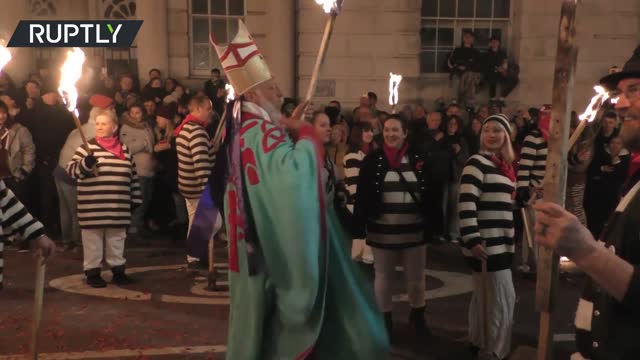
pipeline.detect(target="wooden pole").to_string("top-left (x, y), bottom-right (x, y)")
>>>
top-left (304, 14), bottom-right (337, 105)
top-left (30, 257), bottom-right (46, 359)
top-left (71, 111), bottom-right (92, 155)
top-left (535, 2), bottom-right (578, 359)
top-left (568, 118), bottom-right (588, 150)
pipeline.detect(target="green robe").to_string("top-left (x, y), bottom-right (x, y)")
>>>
top-left (223, 101), bottom-right (389, 359)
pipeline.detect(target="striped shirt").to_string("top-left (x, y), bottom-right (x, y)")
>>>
top-left (367, 156), bottom-right (424, 249)
top-left (343, 149), bottom-right (366, 212)
top-left (459, 154), bottom-right (515, 272)
top-left (65, 141), bottom-right (142, 229)
top-left (517, 131), bottom-right (547, 190)
top-left (0, 179), bottom-right (45, 285)
top-left (176, 122), bottom-right (215, 199)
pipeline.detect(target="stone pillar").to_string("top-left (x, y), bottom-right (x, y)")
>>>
top-left (266, 0), bottom-right (295, 97)
top-left (136, 0), bottom-right (169, 83)
top-left (0, 0), bottom-right (33, 84)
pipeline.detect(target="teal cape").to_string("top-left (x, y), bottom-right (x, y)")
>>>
top-left (223, 101), bottom-right (389, 359)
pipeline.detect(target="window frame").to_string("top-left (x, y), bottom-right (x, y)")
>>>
top-left (189, 0), bottom-right (246, 78)
top-left (420, 0), bottom-right (512, 75)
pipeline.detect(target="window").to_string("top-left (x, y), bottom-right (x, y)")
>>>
top-left (190, 0), bottom-right (245, 76)
top-left (420, 0), bottom-right (510, 74)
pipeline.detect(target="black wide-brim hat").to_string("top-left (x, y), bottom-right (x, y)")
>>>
top-left (600, 45), bottom-right (640, 90)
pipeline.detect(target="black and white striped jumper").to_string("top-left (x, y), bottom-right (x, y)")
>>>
top-left (0, 179), bottom-right (45, 288)
top-left (65, 140), bottom-right (142, 229)
top-left (574, 180), bottom-right (640, 359)
top-left (343, 149), bottom-right (366, 212)
top-left (459, 153), bottom-right (515, 272)
top-left (367, 155), bottom-right (424, 249)
top-left (517, 130), bottom-right (547, 191)
top-left (176, 122), bottom-right (215, 199)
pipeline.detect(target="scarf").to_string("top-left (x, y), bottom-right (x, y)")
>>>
top-left (173, 114), bottom-right (208, 136)
top-left (96, 136), bottom-right (125, 160)
top-left (361, 143), bottom-right (371, 155)
top-left (383, 142), bottom-right (409, 170)
top-left (490, 153), bottom-right (516, 183)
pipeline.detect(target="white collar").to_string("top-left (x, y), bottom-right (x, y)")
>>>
top-left (242, 101), bottom-right (272, 123)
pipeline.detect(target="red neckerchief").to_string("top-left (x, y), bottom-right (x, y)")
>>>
top-left (96, 136), bottom-right (125, 160)
top-left (490, 154), bottom-right (516, 183)
top-left (173, 114), bottom-right (208, 136)
top-left (361, 143), bottom-right (371, 155)
top-left (383, 142), bottom-right (408, 169)
top-left (630, 153), bottom-right (640, 175)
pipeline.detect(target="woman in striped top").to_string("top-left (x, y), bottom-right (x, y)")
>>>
top-left (353, 115), bottom-right (433, 339)
top-left (458, 114), bottom-right (516, 359)
top-left (66, 109), bottom-right (142, 288)
top-left (344, 122), bottom-right (376, 263)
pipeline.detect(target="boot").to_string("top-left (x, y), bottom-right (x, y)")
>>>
top-left (409, 306), bottom-right (431, 336)
top-left (383, 312), bottom-right (393, 343)
top-left (111, 265), bottom-right (135, 285)
top-left (85, 268), bottom-right (107, 288)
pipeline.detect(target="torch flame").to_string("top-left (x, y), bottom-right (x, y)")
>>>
top-left (314, 0), bottom-right (342, 14)
top-left (388, 72), bottom-right (402, 106)
top-left (578, 85), bottom-right (611, 123)
top-left (225, 84), bottom-right (235, 103)
top-left (0, 40), bottom-right (11, 73)
top-left (58, 47), bottom-right (86, 116)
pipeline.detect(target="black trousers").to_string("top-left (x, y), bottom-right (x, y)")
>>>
top-left (486, 72), bottom-right (519, 98)
top-left (34, 164), bottom-right (60, 238)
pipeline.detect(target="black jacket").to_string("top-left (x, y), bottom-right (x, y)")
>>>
top-left (352, 147), bottom-right (434, 240)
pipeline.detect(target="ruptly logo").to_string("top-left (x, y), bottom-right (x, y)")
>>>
top-left (7, 20), bottom-right (143, 47)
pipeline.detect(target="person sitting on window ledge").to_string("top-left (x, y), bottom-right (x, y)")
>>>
top-left (448, 30), bottom-right (482, 108)
top-left (483, 36), bottom-right (520, 102)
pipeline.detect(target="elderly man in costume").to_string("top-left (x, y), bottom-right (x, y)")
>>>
top-left (210, 20), bottom-right (389, 359)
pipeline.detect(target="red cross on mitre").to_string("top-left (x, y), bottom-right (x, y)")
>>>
top-left (219, 41), bottom-right (262, 72)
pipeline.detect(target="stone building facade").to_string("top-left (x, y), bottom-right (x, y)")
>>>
top-left (0, 0), bottom-right (638, 111)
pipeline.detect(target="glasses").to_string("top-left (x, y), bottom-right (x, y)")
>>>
top-left (611, 82), bottom-right (640, 101)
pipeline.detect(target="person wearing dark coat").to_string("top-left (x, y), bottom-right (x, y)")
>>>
top-left (448, 30), bottom-right (482, 106)
top-left (30, 90), bottom-right (76, 236)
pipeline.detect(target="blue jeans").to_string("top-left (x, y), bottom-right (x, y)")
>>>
top-left (55, 178), bottom-right (81, 246)
top-left (131, 176), bottom-right (154, 232)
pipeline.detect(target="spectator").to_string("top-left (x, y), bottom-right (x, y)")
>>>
top-left (592, 111), bottom-right (619, 164)
top-left (448, 30), bottom-right (482, 107)
top-left (0, 72), bottom-right (16, 95)
top-left (148, 68), bottom-right (162, 80)
top-left (142, 77), bottom-right (164, 105)
top-left (0, 100), bottom-right (35, 212)
top-left (163, 84), bottom-right (189, 106)
top-left (424, 111), bottom-right (449, 241)
top-left (353, 115), bottom-right (434, 339)
top-left (174, 95), bottom-right (216, 270)
top-left (477, 105), bottom-right (489, 122)
top-left (164, 78), bottom-right (178, 96)
top-left (151, 105), bottom-right (188, 243)
top-left (359, 94), bottom-right (370, 108)
top-left (407, 105), bottom-right (429, 155)
top-left (344, 122), bottom-right (376, 264)
top-left (203, 68), bottom-right (226, 104)
top-left (30, 90), bottom-right (76, 237)
top-left (120, 103), bottom-right (156, 242)
top-left (142, 97), bottom-right (157, 124)
top-left (65, 108), bottom-right (142, 288)
top-left (368, 91), bottom-right (379, 116)
top-left (466, 116), bottom-right (483, 155)
top-left (443, 115), bottom-right (469, 242)
top-left (23, 80), bottom-right (41, 111)
top-left (114, 74), bottom-right (138, 116)
top-left (483, 36), bottom-right (519, 100)
top-left (458, 114), bottom-right (516, 360)
top-left (326, 123), bottom-right (348, 181)
top-left (516, 106), bottom-right (550, 206)
top-left (566, 114), bottom-right (594, 225)
top-left (94, 73), bottom-right (116, 98)
top-left (585, 136), bottom-right (630, 237)
top-left (400, 104), bottom-right (413, 123)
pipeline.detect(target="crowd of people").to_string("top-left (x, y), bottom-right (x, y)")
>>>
top-left (0, 52), bottom-right (637, 358)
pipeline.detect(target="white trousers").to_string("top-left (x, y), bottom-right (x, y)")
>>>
top-left (81, 228), bottom-right (126, 271)
top-left (468, 268), bottom-right (515, 359)
top-left (185, 197), bottom-right (222, 263)
top-left (372, 245), bottom-right (426, 312)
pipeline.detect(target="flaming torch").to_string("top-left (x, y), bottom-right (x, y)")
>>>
top-left (0, 40), bottom-right (11, 73)
top-left (388, 72), bottom-right (402, 114)
top-left (212, 84), bottom-right (235, 151)
top-left (304, 0), bottom-right (345, 104)
top-left (58, 47), bottom-right (90, 154)
top-left (568, 85), bottom-right (615, 149)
